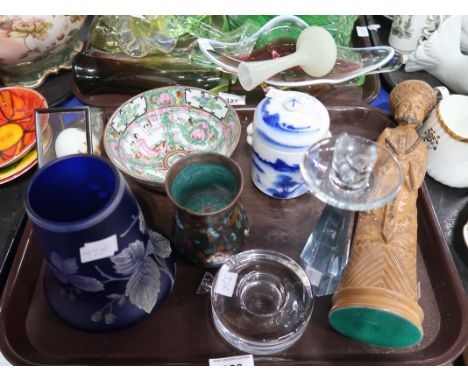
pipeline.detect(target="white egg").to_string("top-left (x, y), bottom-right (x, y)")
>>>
top-left (55, 128), bottom-right (100, 158)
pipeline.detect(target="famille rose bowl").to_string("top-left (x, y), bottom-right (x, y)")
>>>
top-left (104, 86), bottom-right (241, 190)
top-left (0, 86), bottom-right (48, 168)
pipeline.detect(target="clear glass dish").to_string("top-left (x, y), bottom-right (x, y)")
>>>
top-left (195, 15), bottom-right (399, 88)
top-left (211, 249), bottom-right (314, 355)
top-left (301, 134), bottom-right (402, 211)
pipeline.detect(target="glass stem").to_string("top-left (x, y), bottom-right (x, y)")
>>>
top-left (300, 204), bottom-right (354, 297)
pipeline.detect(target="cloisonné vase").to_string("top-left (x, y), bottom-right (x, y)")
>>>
top-left (165, 153), bottom-right (249, 267)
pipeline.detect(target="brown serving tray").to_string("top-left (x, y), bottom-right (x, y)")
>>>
top-left (71, 16), bottom-right (380, 109)
top-left (1, 106), bottom-right (467, 365)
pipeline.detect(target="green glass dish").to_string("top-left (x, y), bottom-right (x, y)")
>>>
top-left (228, 15), bottom-right (359, 47)
top-left (73, 16), bottom-right (235, 98)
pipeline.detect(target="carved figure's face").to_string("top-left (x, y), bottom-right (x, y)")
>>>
top-left (393, 98), bottom-right (428, 127)
top-left (390, 81), bottom-right (437, 127)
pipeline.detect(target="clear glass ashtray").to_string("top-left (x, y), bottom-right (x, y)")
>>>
top-left (211, 249), bottom-right (314, 355)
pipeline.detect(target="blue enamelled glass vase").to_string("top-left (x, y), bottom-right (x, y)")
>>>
top-left (25, 155), bottom-right (175, 332)
top-left (247, 90), bottom-right (330, 199)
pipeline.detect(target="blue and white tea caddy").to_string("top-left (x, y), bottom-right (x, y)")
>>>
top-left (247, 89), bottom-right (330, 199)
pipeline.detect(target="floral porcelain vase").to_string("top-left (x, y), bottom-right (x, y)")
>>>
top-left (0, 15), bottom-right (87, 87)
top-left (25, 155), bottom-right (175, 331)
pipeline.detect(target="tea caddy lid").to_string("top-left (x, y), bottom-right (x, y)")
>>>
top-left (252, 89), bottom-right (330, 152)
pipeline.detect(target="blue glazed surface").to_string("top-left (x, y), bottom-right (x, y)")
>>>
top-left (261, 97), bottom-right (312, 132)
top-left (26, 155), bottom-right (175, 331)
top-left (251, 150), bottom-right (307, 199)
top-left (256, 129), bottom-right (310, 150)
top-left (257, 97), bottom-right (321, 151)
top-left (252, 150), bottom-right (299, 173)
top-left (252, 157), bottom-right (265, 174)
top-left (266, 174), bottom-right (305, 199)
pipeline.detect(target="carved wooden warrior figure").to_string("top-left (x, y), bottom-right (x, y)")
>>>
top-left (329, 80), bottom-right (437, 348)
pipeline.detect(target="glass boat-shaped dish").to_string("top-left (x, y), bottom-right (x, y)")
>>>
top-left (195, 15), bottom-right (398, 88)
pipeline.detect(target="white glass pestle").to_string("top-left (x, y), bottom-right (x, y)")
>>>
top-left (237, 27), bottom-right (337, 91)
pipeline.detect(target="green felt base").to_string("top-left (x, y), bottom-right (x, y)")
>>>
top-left (329, 306), bottom-right (423, 348)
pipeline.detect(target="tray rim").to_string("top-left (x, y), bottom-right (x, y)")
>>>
top-left (1, 104), bottom-right (467, 366)
top-left (405, 182), bottom-right (468, 365)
